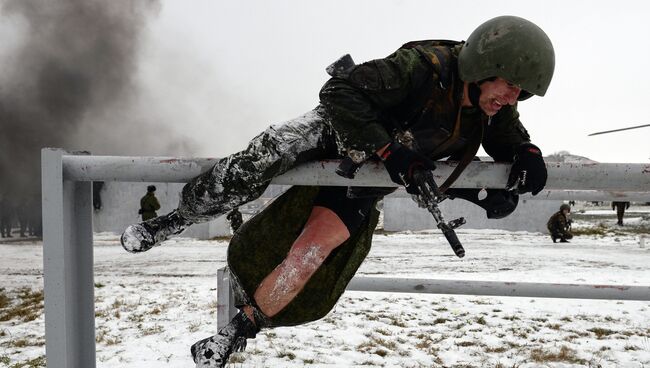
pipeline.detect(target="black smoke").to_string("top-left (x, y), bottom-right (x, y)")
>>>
top-left (0, 0), bottom-right (193, 229)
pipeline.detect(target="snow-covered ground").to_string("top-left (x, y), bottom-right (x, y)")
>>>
top-left (1, 207), bottom-right (649, 368)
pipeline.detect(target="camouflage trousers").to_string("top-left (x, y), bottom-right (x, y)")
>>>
top-left (177, 107), bottom-right (340, 223)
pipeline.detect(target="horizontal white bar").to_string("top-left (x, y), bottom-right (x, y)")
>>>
top-left (387, 189), bottom-right (650, 201)
top-left (529, 190), bottom-right (650, 202)
top-left (346, 277), bottom-right (650, 301)
top-left (57, 150), bottom-right (650, 191)
top-left (60, 154), bottom-right (218, 183)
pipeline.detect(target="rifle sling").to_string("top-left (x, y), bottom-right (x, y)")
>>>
top-left (439, 120), bottom-right (484, 193)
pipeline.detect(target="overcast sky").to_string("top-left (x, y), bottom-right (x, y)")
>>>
top-left (107, 1), bottom-right (650, 162)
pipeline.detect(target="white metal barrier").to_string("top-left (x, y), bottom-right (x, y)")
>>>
top-left (41, 148), bottom-right (650, 368)
top-left (216, 268), bottom-right (650, 329)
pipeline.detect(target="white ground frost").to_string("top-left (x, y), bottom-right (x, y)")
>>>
top-left (1, 205), bottom-right (649, 367)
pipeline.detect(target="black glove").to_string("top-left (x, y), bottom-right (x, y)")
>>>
top-left (381, 142), bottom-right (436, 194)
top-left (446, 188), bottom-right (519, 219)
top-left (506, 143), bottom-right (547, 195)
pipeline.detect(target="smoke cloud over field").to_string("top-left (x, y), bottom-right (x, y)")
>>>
top-left (0, 0), bottom-right (194, 221)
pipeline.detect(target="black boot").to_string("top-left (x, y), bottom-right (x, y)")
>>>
top-left (559, 238), bottom-right (569, 243)
top-left (191, 311), bottom-right (260, 367)
top-left (121, 210), bottom-right (191, 253)
top-left (551, 236), bottom-right (557, 243)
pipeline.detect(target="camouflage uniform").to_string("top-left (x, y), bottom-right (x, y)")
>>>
top-left (177, 40), bottom-right (531, 224)
top-left (226, 208), bottom-right (244, 233)
top-left (140, 192), bottom-right (161, 221)
top-left (0, 197), bottom-right (14, 238)
top-left (612, 201), bottom-right (630, 226)
top-left (547, 211), bottom-right (573, 242)
top-left (182, 16), bottom-right (556, 366)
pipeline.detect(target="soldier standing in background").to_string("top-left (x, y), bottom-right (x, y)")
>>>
top-left (0, 192), bottom-right (15, 238)
top-left (547, 203), bottom-right (573, 243)
top-left (93, 181), bottom-right (105, 211)
top-left (139, 185), bottom-right (161, 221)
top-left (17, 194), bottom-right (29, 237)
top-left (612, 201), bottom-right (630, 226)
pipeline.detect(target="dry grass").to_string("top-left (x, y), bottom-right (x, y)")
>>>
top-left (571, 225), bottom-right (609, 236)
top-left (139, 323), bottom-right (165, 336)
top-left (276, 349), bottom-right (297, 360)
top-left (530, 345), bottom-right (587, 364)
top-left (484, 346), bottom-right (508, 353)
top-left (433, 317), bottom-right (450, 325)
top-left (0, 289), bottom-right (10, 309)
top-left (4, 337), bottom-right (45, 348)
top-left (357, 335), bottom-right (398, 357)
top-left (0, 288), bottom-right (44, 322)
top-left (588, 327), bottom-right (617, 339)
top-left (7, 356), bottom-right (46, 368)
top-left (456, 340), bottom-right (478, 347)
top-left (95, 329), bottom-right (123, 346)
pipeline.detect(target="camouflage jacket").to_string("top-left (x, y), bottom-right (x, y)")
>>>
top-left (547, 211), bottom-right (570, 235)
top-left (319, 40), bottom-right (531, 161)
top-left (140, 192), bottom-right (161, 221)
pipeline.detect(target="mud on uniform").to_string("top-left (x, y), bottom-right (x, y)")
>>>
top-left (177, 40), bottom-right (532, 234)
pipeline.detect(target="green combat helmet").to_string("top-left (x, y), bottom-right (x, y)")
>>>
top-left (560, 203), bottom-right (571, 212)
top-left (459, 15), bottom-right (555, 98)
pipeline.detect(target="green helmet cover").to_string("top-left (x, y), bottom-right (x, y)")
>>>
top-left (459, 16), bottom-right (555, 96)
top-left (560, 203), bottom-right (571, 212)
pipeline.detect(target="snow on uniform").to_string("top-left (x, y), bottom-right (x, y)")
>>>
top-left (174, 41), bottom-right (537, 326)
top-left (227, 186), bottom-right (380, 327)
top-left (177, 40), bottom-right (533, 226)
top-left (319, 40), bottom-right (531, 162)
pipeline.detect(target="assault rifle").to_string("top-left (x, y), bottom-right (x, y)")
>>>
top-left (335, 156), bottom-right (467, 258)
top-left (412, 169), bottom-right (467, 258)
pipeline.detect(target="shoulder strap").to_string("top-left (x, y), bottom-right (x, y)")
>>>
top-left (439, 122), bottom-right (485, 193)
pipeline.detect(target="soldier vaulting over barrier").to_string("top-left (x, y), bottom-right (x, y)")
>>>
top-left (120, 16), bottom-right (555, 367)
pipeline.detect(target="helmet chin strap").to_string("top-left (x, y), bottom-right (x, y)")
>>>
top-left (468, 82), bottom-right (481, 108)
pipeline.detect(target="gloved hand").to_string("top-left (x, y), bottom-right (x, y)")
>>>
top-left (506, 143), bottom-right (547, 195)
top-left (380, 142), bottom-right (436, 195)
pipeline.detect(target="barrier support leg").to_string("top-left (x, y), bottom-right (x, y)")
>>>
top-left (216, 267), bottom-right (237, 330)
top-left (42, 149), bottom-right (95, 368)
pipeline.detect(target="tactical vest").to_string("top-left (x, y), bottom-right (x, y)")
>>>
top-left (383, 40), bottom-right (486, 161)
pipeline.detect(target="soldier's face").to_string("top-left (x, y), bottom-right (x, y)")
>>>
top-left (478, 77), bottom-right (521, 116)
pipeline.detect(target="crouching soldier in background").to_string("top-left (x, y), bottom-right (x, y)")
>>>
top-left (139, 185), bottom-right (161, 221)
top-left (547, 203), bottom-right (573, 243)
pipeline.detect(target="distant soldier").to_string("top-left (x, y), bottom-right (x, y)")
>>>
top-left (612, 201), bottom-right (630, 226)
top-left (139, 185), bottom-right (161, 221)
top-left (93, 181), bottom-right (105, 211)
top-left (26, 196), bottom-right (40, 237)
top-left (547, 203), bottom-right (573, 243)
top-left (16, 195), bottom-right (29, 237)
top-left (0, 196), bottom-right (15, 238)
top-left (226, 208), bottom-right (244, 233)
